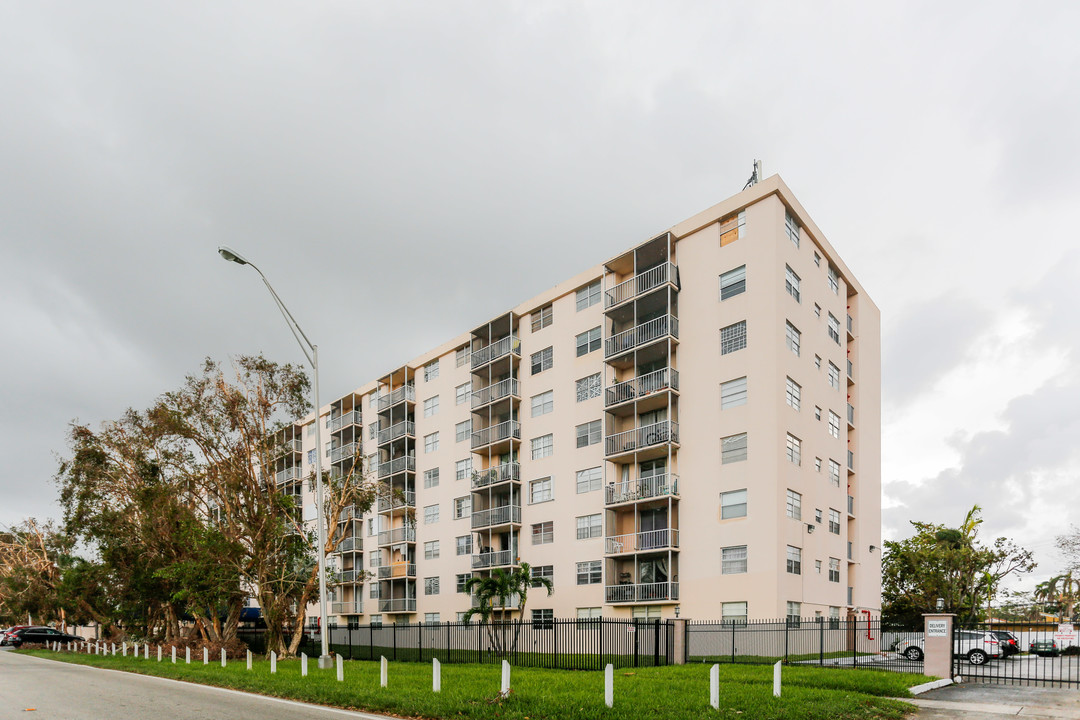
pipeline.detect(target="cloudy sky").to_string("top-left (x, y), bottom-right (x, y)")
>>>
top-left (2, 2), bottom-right (1078, 591)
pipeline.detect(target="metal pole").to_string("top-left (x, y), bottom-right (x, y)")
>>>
top-left (313, 345), bottom-right (332, 669)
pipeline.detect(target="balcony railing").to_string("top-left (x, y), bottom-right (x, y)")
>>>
top-left (472, 593), bottom-right (521, 609)
top-left (377, 456), bottom-right (416, 478)
top-left (470, 335), bottom-right (521, 370)
top-left (471, 378), bottom-right (520, 409)
top-left (472, 550), bottom-right (515, 569)
top-left (847, 450), bottom-right (854, 471)
top-left (378, 527), bottom-right (416, 545)
top-left (605, 420), bottom-right (679, 457)
top-left (605, 582), bottom-right (679, 603)
top-left (338, 505), bottom-right (362, 522)
top-left (329, 410), bottom-right (362, 432)
top-left (605, 263), bottom-right (678, 308)
top-left (846, 314), bottom-right (854, 336)
top-left (377, 489), bottom-right (416, 511)
top-left (275, 466), bottom-right (301, 484)
top-left (277, 438), bottom-right (303, 456)
top-left (471, 420), bottom-right (521, 450)
top-left (847, 403), bottom-right (855, 425)
top-left (471, 504), bottom-right (521, 529)
top-left (605, 315), bottom-right (679, 358)
top-left (605, 368), bottom-right (679, 407)
top-left (377, 385), bottom-right (415, 411)
top-left (330, 442), bottom-right (359, 464)
top-left (377, 562), bottom-right (416, 579)
top-left (847, 359), bottom-right (853, 379)
top-left (605, 474), bottom-right (679, 505)
top-left (337, 569), bottom-right (361, 583)
top-left (379, 598), bottom-right (417, 613)
top-left (848, 495), bottom-right (855, 516)
top-left (605, 528), bottom-right (679, 555)
top-left (338, 536), bottom-right (362, 552)
top-left (378, 420), bottom-right (415, 445)
top-left (332, 600), bottom-right (363, 615)
top-left (471, 462), bottom-right (521, 489)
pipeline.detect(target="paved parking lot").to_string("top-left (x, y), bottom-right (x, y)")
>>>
top-left (913, 681), bottom-right (1080, 719)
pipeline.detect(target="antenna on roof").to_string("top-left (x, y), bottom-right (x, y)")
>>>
top-left (742, 160), bottom-right (762, 190)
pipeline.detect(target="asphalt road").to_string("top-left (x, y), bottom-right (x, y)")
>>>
top-left (0, 649), bottom-right (394, 720)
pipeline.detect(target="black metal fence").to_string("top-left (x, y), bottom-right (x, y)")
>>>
top-left (956, 621), bottom-right (1080, 687)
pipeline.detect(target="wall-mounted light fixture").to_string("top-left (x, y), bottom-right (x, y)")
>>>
top-left (869, 545), bottom-right (878, 553)
top-left (674, 606), bottom-right (681, 618)
top-left (807, 523), bottom-right (816, 534)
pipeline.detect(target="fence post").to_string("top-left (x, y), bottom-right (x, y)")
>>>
top-left (419, 622), bottom-right (423, 662)
top-left (655, 619), bottom-right (661, 666)
top-left (672, 618), bottom-right (688, 665)
top-left (819, 617), bottom-right (825, 666)
top-left (348, 624), bottom-right (353, 661)
top-left (447, 621), bottom-right (451, 663)
top-left (633, 619), bottom-right (640, 667)
top-left (393, 622), bottom-right (397, 661)
top-left (731, 621), bottom-right (736, 664)
top-left (922, 613), bottom-right (955, 681)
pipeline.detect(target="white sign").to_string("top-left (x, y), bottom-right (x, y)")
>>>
top-left (1055, 623), bottom-right (1076, 648)
top-left (927, 620), bottom-right (948, 637)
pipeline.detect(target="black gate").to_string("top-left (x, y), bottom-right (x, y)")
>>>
top-left (955, 621), bottom-right (1079, 687)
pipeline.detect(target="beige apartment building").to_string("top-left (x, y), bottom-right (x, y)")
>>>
top-left (279, 174), bottom-right (881, 625)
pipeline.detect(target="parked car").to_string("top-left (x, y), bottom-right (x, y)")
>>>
top-left (1030, 639), bottom-right (1061, 657)
top-left (5, 627), bottom-right (81, 648)
top-left (0, 626), bottom-right (33, 646)
top-left (898, 629), bottom-right (1002, 665)
top-left (990, 630), bottom-right (1020, 657)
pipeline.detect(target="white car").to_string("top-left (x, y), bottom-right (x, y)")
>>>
top-left (899, 629), bottom-right (1001, 665)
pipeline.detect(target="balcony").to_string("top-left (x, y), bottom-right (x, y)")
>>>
top-left (379, 598), bottom-right (417, 613)
top-left (471, 461), bottom-right (520, 490)
top-left (848, 495), bottom-right (855, 517)
top-left (605, 582), bottom-right (679, 604)
top-left (470, 335), bottom-right (521, 370)
top-left (847, 450), bottom-right (854, 472)
top-left (378, 420), bottom-right (415, 445)
top-left (471, 504), bottom-right (521, 530)
top-left (847, 359), bottom-right (854, 384)
top-left (329, 410), bottom-right (362, 433)
top-left (605, 262), bottom-right (679, 309)
top-left (605, 368), bottom-right (679, 408)
top-left (277, 438), bottom-right (303, 457)
top-left (337, 569), bottom-right (361, 583)
top-left (377, 562), bottom-right (416, 580)
top-left (605, 528), bottom-right (679, 555)
top-left (275, 466), bottom-right (301, 484)
top-left (846, 314), bottom-right (854, 339)
top-left (338, 505), bottom-right (362, 522)
top-left (377, 489), bottom-right (416, 512)
top-left (472, 550), bottom-right (515, 570)
top-left (472, 593), bottom-right (521, 610)
top-left (377, 456), bottom-right (416, 478)
top-left (605, 474), bottom-right (679, 505)
top-left (338, 536), bottom-right (362, 553)
top-left (471, 378), bottom-right (520, 409)
top-left (605, 315), bottom-right (679, 359)
top-left (471, 420), bottom-right (521, 450)
top-left (332, 600), bottom-right (363, 615)
top-left (605, 420), bottom-right (679, 458)
top-left (330, 442), bottom-right (359, 464)
top-left (377, 385), bottom-right (416, 411)
top-left (847, 403), bottom-right (855, 427)
top-left (378, 527), bottom-right (416, 546)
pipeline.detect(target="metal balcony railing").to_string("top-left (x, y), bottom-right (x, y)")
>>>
top-left (604, 582), bottom-right (679, 603)
top-left (605, 263), bottom-right (678, 308)
top-left (471, 462), bottom-right (521, 489)
top-left (605, 368), bottom-right (679, 407)
top-left (329, 410), bottom-right (362, 432)
top-left (848, 495), bottom-right (855, 516)
top-left (377, 563), bottom-right (416, 579)
top-left (472, 550), bottom-right (514, 569)
top-left (377, 527), bottom-right (416, 545)
top-left (471, 420), bottom-right (520, 450)
top-left (275, 466), bottom-right (301, 484)
top-left (277, 438), bottom-right (303, 456)
top-left (604, 420), bottom-right (679, 456)
top-left (378, 420), bottom-right (415, 445)
top-left (338, 505), bottom-right (362, 522)
top-left (605, 474), bottom-right (678, 505)
top-left (332, 600), bottom-right (363, 615)
top-left (377, 385), bottom-right (415, 411)
top-left (847, 314), bottom-right (854, 336)
top-left (471, 593), bottom-right (521, 609)
top-left (848, 450), bottom-right (854, 471)
top-left (471, 378), bottom-right (520, 409)
top-left (847, 403), bottom-right (855, 425)
top-left (471, 504), bottom-right (521, 529)
top-left (605, 528), bottom-right (679, 555)
top-left (605, 315), bottom-right (679, 358)
top-left (338, 536), bottom-right (362, 553)
top-left (379, 598), bottom-right (417, 613)
top-left (330, 442), bottom-right (359, 464)
top-left (337, 569), bottom-right (360, 583)
top-left (377, 456), bottom-right (416, 478)
top-left (377, 489), bottom-right (416, 512)
top-left (470, 335), bottom-right (521, 370)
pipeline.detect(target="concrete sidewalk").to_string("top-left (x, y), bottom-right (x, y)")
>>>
top-left (911, 682), bottom-right (1080, 718)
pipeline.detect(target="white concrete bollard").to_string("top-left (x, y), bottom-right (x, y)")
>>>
top-left (172, 647), bottom-right (176, 664)
top-left (203, 647), bottom-right (208, 665)
top-left (301, 653), bottom-right (308, 677)
top-left (122, 642), bottom-right (127, 657)
top-left (221, 648), bottom-right (226, 668)
top-left (336, 654), bottom-right (343, 683)
top-left (270, 650), bottom-right (277, 674)
top-left (246, 649), bottom-right (251, 671)
top-left (186, 647), bottom-right (190, 664)
top-left (380, 656), bottom-right (388, 687)
top-left (111, 642), bottom-right (116, 655)
top-left (604, 663), bottom-right (613, 708)
top-left (710, 664), bottom-right (719, 709)
top-left (144, 644), bottom-right (149, 660)
top-left (773, 661), bottom-right (781, 698)
top-left (157, 646), bottom-right (162, 662)
top-left (501, 660), bottom-right (510, 697)
top-left (433, 658), bottom-right (441, 693)
top-left (133, 643), bottom-right (138, 657)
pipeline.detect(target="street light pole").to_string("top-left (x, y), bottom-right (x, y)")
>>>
top-left (218, 246), bottom-right (333, 670)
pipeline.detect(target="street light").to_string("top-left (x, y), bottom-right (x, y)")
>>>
top-left (218, 245), bottom-right (333, 670)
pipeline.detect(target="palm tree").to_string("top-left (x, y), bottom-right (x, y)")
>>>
top-left (462, 562), bottom-right (553, 656)
top-left (1035, 572), bottom-right (1080, 620)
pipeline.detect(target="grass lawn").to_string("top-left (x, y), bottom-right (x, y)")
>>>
top-left (22, 648), bottom-right (929, 720)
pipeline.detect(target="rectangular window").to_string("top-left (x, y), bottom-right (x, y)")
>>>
top-left (786, 321), bottom-right (801, 356)
top-left (531, 346), bottom-right (553, 375)
top-left (721, 433), bottom-right (747, 464)
top-left (786, 546), bottom-right (802, 575)
top-left (576, 280), bottom-right (601, 311)
top-left (720, 321), bottom-right (747, 354)
top-left (456, 573), bottom-right (472, 593)
top-left (720, 489), bottom-right (747, 519)
top-left (455, 345), bottom-right (471, 368)
top-left (785, 265), bottom-right (801, 302)
top-left (829, 558), bottom-right (841, 583)
top-left (787, 601), bottom-right (802, 627)
top-left (719, 265), bottom-right (746, 300)
top-left (531, 434), bottom-right (553, 459)
top-left (828, 459), bottom-right (841, 487)
top-left (455, 419), bottom-right (472, 443)
top-left (368, 518), bottom-right (375, 536)
top-left (453, 496), bottom-right (471, 519)
top-left (423, 468), bottom-right (440, 489)
top-left (828, 411), bottom-right (840, 438)
top-left (785, 211), bottom-right (800, 247)
top-left (424, 613), bottom-right (440, 624)
top-left (532, 608), bottom-right (554, 629)
top-left (720, 377), bottom-right (747, 409)
top-left (828, 361), bottom-right (840, 389)
top-left (456, 535), bottom-right (473, 555)
top-left (577, 607), bottom-right (602, 620)
top-left (370, 614), bottom-right (383, 627)
top-left (827, 313), bottom-right (841, 344)
top-left (786, 434), bottom-right (801, 465)
top-left (785, 377), bottom-right (801, 410)
top-left (424, 359), bottom-right (440, 382)
top-left (814, 252), bottom-right (822, 267)
top-left (455, 382), bottom-right (471, 405)
top-left (814, 406), bottom-right (822, 420)
top-left (424, 540), bottom-right (440, 559)
top-left (424, 504), bottom-right (440, 524)
top-left (424, 432), bottom-right (439, 453)
top-left (719, 210), bottom-right (746, 246)
top-left (455, 458), bottom-right (472, 481)
top-left (721, 545), bottom-right (747, 574)
top-left (370, 584), bottom-right (380, 599)
top-left (827, 266), bottom-right (840, 294)
top-left (531, 304), bottom-right (553, 332)
top-left (531, 390), bottom-right (554, 417)
top-left (576, 560), bottom-right (602, 585)
top-left (576, 327), bottom-right (602, 356)
top-left (829, 606), bottom-right (840, 628)
top-left (423, 396), bottom-right (439, 417)
top-left (786, 489), bottom-right (802, 520)
top-left (369, 422), bottom-right (378, 440)
top-left (575, 420), bottom-right (601, 448)
top-left (531, 521), bottom-right (554, 545)
top-left (815, 457), bottom-right (822, 472)
top-left (829, 509), bottom-right (841, 535)
top-left (530, 477), bottom-right (553, 504)
top-left (576, 373), bottom-right (602, 402)
top-left (576, 514), bottom-right (602, 539)
top-left (424, 577), bottom-right (440, 595)
top-left (531, 564), bottom-right (554, 588)
top-left (722, 602), bottom-right (748, 625)
top-left (576, 467), bottom-right (602, 494)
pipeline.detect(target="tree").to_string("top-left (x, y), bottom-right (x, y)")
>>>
top-left (462, 562), bottom-right (553, 655)
top-left (882, 505), bottom-right (1036, 626)
top-left (1034, 571), bottom-right (1080, 621)
top-left (1057, 525), bottom-right (1080, 573)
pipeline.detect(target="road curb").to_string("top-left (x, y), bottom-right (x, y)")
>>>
top-left (909, 678), bottom-right (952, 695)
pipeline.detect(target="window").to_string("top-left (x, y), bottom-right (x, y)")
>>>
top-left (828, 509), bottom-right (841, 535)
top-left (576, 467), bottom-right (601, 494)
top-left (576, 280), bottom-right (601, 311)
top-left (369, 614), bottom-right (383, 627)
top-left (532, 608), bottom-right (554, 629)
top-left (576, 514), bottom-right (602, 539)
top-left (455, 419), bottom-right (472, 443)
top-left (815, 559), bottom-right (822, 574)
top-left (369, 422), bottom-right (378, 440)
top-left (785, 321), bottom-right (801, 356)
top-left (370, 552), bottom-right (380, 567)
top-left (423, 468), bottom-right (440, 489)
top-left (815, 354), bottom-right (822, 370)
top-left (786, 434), bottom-right (801, 465)
top-left (530, 477), bottom-right (553, 503)
top-left (531, 347), bottom-right (553, 375)
top-left (828, 459), bottom-right (841, 487)
top-left (827, 266), bottom-right (840, 294)
top-left (424, 432), bottom-right (439, 453)
top-left (721, 433), bottom-right (747, 464)
top-left (532, 521), bottom-right (554, 545)
top-left (813, 302), bottom-right (821, 318)
top-left (576, 327), bottom-right (601, 356)
top-left (424, 504), bottom-right (440, 524)
top-left (720, 210), bottom-right (746, 246)
top-left (829, 558), bottom-right (841, 583)
top-left (722, 602), bottom-right (748, 625)
top-left (785, 377), bottom-right (801, 410)
top-left (576, 420), bottom-right (601, 448)
top-left (829, 606), bottom-right (840, 628)
top-left (455, 345), bottom-right (471, 368)
top-left (455, 458), bottom-right (472, 481)
top-left (632, 605), bottom-right (662, 621)
top-left (721, 545), bottom-right (747, 574)
top-left (531, 304), bottom-right (553, 332)
top-left (721, 377), bottom-right (747, 409)
top-left (531, 434), bottom-right (553, 459)
top-left (787, 602), bottom-right (802, 627)
top-left (577, 607), bottom-right (602, 620)
top-left (424, 359), bottom-right (439, 382)
top-left (424, 577), bottom-right (440, 595)
top-left (531, 564), bottom-right (553, 588)
top-left (720, 321), bottom-right (747, 354)
top-left (423, 396), bottom-right (439, 417)
top-left (785, 266), bottom-right (800, 302)
top-left (814, 251), bottom-right (822, 267)
top-left (456, 535), bottom-right (473, 556)
top-left (456, 573), bottom-right (472, 593)
top-left (424, 540), bottom-right (440, 560)
top-left (367, 518), bottom-right (375, 536)
top-left (815, 508), bottom-right (823, 523)
top-left (308, 448), bottom-right (316, 465)
top-left (531, 390), bottom-right (554, 417)
top-left (814, 406), bottom-right (822, 421)
top-left (786, 546), bottom-right (802, 575)
top-left (576, 560), bottom-right (602, 585)
top-left (785, 211), bottom-right (800, 247)
top-left (720, 489), bottom-right (747, 519)
top-left (370, 584), bottom-right (380, 599)
top-left (786, 489), bottom-right (802, 520)
top-left (424, 613), bottom-right (440, 624)
top-left (453, 496), bottom-right (471, 519)
top-left (814, 457), bottom-right (822, 472)
top-left (576, 373), bottom-right (601, 402)
top-left (827, 313), bottom-right (841, 344)
top-left (455, 382), bottom-right (471, 405)
top-left (828, 411), bottom-right (840, 438)
top-left (828, 362), bottom-right (840, 390)
top-left (719, 265), bottom-right (746, 300)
